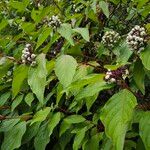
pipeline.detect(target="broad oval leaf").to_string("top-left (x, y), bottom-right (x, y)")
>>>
top-left (28, 54), bottom-right (47, 104)
top-left (55, 55), bottom-right (78, 88)
top-left (100, 89), bottom-right (137, 150)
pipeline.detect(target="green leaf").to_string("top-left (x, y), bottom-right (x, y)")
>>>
top-left (58, 23), bottom-right (74, 46)
top-left (48, 112), bottom-right (61, 136)
top-left (83, 133), bottom-right (103, 150)
top-left (99, 1), bottom-right (109, 18)
top-left (9, 0), bottom-right (29, 12)
top-left (64, 115), bottom-right (85, 124)
top-left (28, 54), bottom-right (47, 104)
top-left (73, 127), bottom-right (87, 150)
top-left (11, 95), bottom-right (24, 111)
top-left (31, 107), bottom-right (51, 125)
top-left (0, 119), bottom-right (20, 132)
top-left (1, 121), bottom-right (26, 150)
top-left (100, 89), bottom-right (137, 150)
top-left (140, 45), bottom-right (150, 70)
top-left (12, 65), bottom-right (28, 98)
top-left (59, 121), bottom-right (71, 137)
top-left (76, 81), bottom-right (112, 100)
top-left (0, 19), bottom-right (8, 31)
top-left (23, 123), bottom-right (40, 144)
top-left (133, 60), bottom-right (145, 94)
top-left (34, 122), bottom-right (50, 150)
top-left (85, 93), bottom-right (98, 111)
top-left (0, 91), bottom-right (11, 106)
top-left (55, 55), bottom-right (78, 88)
top-left (139, 112), bottom-right (150, 150)
top-left (73, 28), bottom-right (90, 42)
top-left (24, 93), bottom-right (34, 106)
top-left (36, 27), bottom-right (51, 50)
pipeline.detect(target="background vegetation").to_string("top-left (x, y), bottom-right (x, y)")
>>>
top-left (0, 0), bottom-right (150, 150)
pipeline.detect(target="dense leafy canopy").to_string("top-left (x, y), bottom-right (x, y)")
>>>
top-left (0, 0), bottom-right (150, 150)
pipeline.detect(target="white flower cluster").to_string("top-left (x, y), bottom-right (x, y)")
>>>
top-left (102, 31), bottom-right (121, 48)
top-left (47, 15), bottom-right (61, 29)
top-left (126, 25), bottom-right (147, 52)
top-left (21, 44), bottom-right (36, 67)
top-left (73, 4), bottom-right (84, 13)
top-left (104, 67), bottom-right (129, 84)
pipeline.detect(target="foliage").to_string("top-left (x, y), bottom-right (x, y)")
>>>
top-left (0, 0), bottom-right (150, 150)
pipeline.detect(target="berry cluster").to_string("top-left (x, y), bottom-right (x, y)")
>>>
top-left (104, 66), bottom-right (129, 84)
top-left (21, 44), bottom-right (36, 67)
top-left (126, 25), bottom-right (147, 53)
top-left (43, 15), bottom-right (61, 29)
top-left (102, 31), bottom-right (121, 48)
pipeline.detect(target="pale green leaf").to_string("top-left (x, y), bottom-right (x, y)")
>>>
top-left (24, 93), bottom-right (34, 107)
top-left (140, 45), bottom-right (150, 70)
top-left (99, 1), bottom-right (109, 18)
top-left (28, 54), bottom-right (47, 104)
top-left (64, 115), bottom-right (86, 124)
top-left (73, 28), bottom-right (90, 42)
top-left (1, 121), bottom-right (26, 150)
top-left (31, 107), bottom-right (51, 125)
top-left (55, 55), bottom-right (78, 88)
top-left (76, 81), bottom-right (113, 100)
top-left (100, 89), bottom-right (137, 150)
top-left (12, 65), bottom-right (28, 98)
top-left (139, 112), bottom-right (150, 150)
top-left (57, 23), bottom-right (74, 46)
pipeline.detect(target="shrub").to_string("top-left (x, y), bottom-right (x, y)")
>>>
top-left (0, 0), bottom-right (150, 150)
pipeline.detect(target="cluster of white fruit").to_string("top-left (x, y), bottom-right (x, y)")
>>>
top-left (102, 31), bottom-right (121, 48)
top-left (126, 25), bottom-right (147, 53)
top-left (104, 67), bottom-right (129, 84)
top-left (21, 44), bottom-right (36, 67)
top-left (45, 15), bottom-right (62, 29)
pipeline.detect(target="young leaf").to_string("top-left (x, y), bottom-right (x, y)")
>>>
top-left (57, 23), bottom-right (74, 46)
top-left (1, 121), bottom-right (26, 150)
top-left (31, 107), bottom-right (51, 125)
top-left (55, 55), bottom-right (78, 88)
top-left (12, 65), bottom-right (28, 98)
top-left (139, 112), bottom-right (150, 150)
top-left (28, 54), bottom-right (47, 104)
top-left (100, 89), bottom-right (137, 150)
